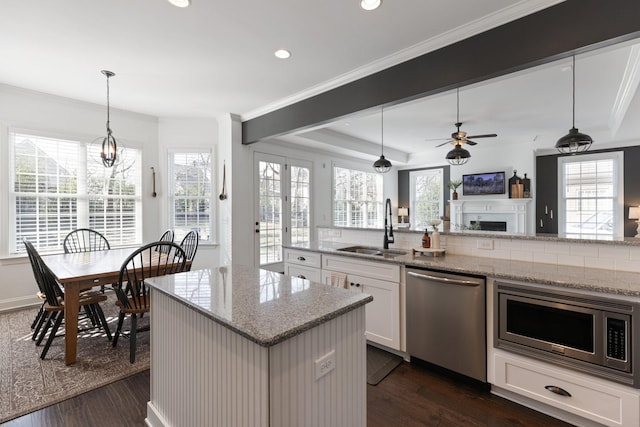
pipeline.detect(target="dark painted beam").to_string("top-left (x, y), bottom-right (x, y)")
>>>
top-left (242, 0), bottom-right (640, 144)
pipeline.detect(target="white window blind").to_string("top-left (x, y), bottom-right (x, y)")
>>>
top-left (169, 151), bottom-right (213, 243)
top-left (333, 166), bottom-right (383, 228)
top-left (10, 132), bottom-right (142, 253)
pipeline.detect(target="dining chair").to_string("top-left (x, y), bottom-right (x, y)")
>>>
top-left (24, 240), bottom-right (49, 340)
top-left (112, 241), bottom-right (187, 363)
top-left (24, 240), bottom-right (112, 359)
top-left (159, 229), bottom-right (174, 244)
top-left (63, 228), bottom-right (111, 253)
top-left (179, 230), bottom-right (199, 271)
top-left (63, 228), bottom-right (112, 293)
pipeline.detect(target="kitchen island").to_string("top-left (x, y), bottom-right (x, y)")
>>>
top-left (144, 265), bottom-right (372, 427)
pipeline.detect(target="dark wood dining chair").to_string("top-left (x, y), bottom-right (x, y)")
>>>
top-left (24, 240), bottom-right (112, 359)
top-left (112, 241), bottom-right (187, 363)
top-left (179, 230), bottom-right (199, 271)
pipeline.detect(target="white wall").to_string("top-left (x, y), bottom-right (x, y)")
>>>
top-left (0, 84), bottom-right (159, 310)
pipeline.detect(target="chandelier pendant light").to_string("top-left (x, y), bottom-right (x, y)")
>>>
top-left (99, 70), bottom-right (118, 168)
top-left (373, 106), bottom-right (392, 173)
top-left (446, 88), bottom-right (471, 165)
top-left (556, 56), bottom-right (593, 154)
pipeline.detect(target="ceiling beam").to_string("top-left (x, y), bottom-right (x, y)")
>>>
top-left (242, 0), bottom-right (640, 144)
top-left (608, 45), bottom-right (640, 138)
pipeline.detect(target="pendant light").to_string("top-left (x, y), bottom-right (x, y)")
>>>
top-left (99, 70), bottom-right (118, 168)
top-left (446, 88), bottom-right (471, 165)
top-left (446, 143), bottom-right (471, 165)
top-left (556, 56), bottom-right (593, 154)
top-left (373, 107), bottom-right (392, 173)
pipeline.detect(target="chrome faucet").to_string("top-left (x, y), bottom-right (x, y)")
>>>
top-left (383, 198), bottom-right (395, 249)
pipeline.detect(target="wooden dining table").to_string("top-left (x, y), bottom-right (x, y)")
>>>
top-left (41, 247), bottom-right (186, 365)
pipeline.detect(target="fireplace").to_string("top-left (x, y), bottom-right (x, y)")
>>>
top-left (449, 199), bottom-right (531, 235)
top-left (470, 220), bottom-right (507, 232)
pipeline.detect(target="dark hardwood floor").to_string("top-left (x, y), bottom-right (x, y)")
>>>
top-left (3, 361), bottom-right (574, 427)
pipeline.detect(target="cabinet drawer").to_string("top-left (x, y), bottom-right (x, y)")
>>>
top-left (285, 265), bottom-right (321, 283)
top-left (284, 249), bottom-right (321, 268)
top-left (493, 352), bottom-right (639, 427)
top-left (322, 255), bottom-right (400, 282)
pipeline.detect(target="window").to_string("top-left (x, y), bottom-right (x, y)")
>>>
top-left (558, 151), bottom-right (623, 239)
top-left (10, 131), bottom-right (142, 254)
top-left (409, 168), bottom-right (444, 229)
top-left (333, 165), bottom-right (383, 228)
top-left (169, 151), bottom-right (213, 243)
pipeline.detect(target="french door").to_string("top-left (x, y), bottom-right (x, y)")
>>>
top-left (254, 153), bottom-right (312, 271)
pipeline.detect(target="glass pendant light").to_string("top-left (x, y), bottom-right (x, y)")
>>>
top-left (373, 107), bottom-right (392, 173)
top-left (446, 143), bottom-right (470, 165)
top-left (556, 56), bottom-right (593, 154)
top-left (98, 70), bottom-right (118, 168)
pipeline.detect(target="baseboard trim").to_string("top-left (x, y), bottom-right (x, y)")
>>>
top-left (0, 296), bottom-right (39, 313)
top-left (146, 401), bottom-right (170, 427)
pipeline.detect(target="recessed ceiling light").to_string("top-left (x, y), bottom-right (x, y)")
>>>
top-left (168, 0), bottom-right (191, 8)
top-left (275, 49), bottom-right (291, 59)
top-left (360, 0), bottom-right (382, 11)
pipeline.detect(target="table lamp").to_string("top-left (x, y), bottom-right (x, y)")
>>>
top-left (629, 206), bottom-right (640, 237)
top-left (398, 207), bottom-right (409, 224)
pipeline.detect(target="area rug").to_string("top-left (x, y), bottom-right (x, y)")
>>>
top-left (367, 344), bottom-right (403, 385)
top-left (0, 292), bottom-right (149, 424)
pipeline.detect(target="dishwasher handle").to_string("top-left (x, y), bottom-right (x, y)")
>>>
top-left (408, 271), bottom-right (481, 287)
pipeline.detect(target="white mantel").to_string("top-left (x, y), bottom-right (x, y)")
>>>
top-left (450, 198), bottom-right (532, 235)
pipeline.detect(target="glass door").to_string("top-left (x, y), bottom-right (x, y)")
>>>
top-left (254, 153), bottom-right (311, 270)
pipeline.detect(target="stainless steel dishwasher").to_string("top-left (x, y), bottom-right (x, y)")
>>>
top-left (406, 267), bottom-right (486, 382)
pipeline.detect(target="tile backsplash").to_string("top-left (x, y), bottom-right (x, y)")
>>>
top-left (317, 227), bottom-right (640, 273)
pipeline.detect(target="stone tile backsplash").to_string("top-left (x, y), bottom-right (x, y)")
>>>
top-left (317, 227), bottom-right (640, 273)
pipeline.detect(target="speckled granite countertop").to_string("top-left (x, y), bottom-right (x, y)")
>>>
top-left (287, 241), bottom-right (640, 298)
top-left (146, 266), bottom-right (372, 347)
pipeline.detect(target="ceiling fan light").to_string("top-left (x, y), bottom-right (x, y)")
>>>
top-left (360, 0), bottom-right (382, 11)
top-left (555, 127), bottom-right (593, 154)
top-left (373, 154), bottom-right (392, 173)
top-left (446, 144), bottom-right (470, 166)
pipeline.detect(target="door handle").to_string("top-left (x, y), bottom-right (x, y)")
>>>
top-left (297, 256), bottom-right (306, 261)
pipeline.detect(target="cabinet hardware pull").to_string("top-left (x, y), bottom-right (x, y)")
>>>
top-left (550, 210), bottom-right (553, 220)
top-left (350, 282), bottom-right (355, 287)
top-left (255, 229), bottom-right (260, 233)
top-left (297, 256), bottom-right (306, 261)
top-left (407, 271), bottom-right (480, 287)
top-left (545, 205), bottom-right (548, 215)
top-left (297, 275), bottom-right (306, 279)
top-left (544, 385), bottom-right (571, 397)
top-left (356, 283), bottom-right (361, 287)
top-left (540, 219), bottom-right (543, 228)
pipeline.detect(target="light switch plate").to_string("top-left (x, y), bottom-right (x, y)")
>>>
top-left (315, 350), bottom-right (335, 380)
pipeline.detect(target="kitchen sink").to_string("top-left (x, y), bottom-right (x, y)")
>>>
top-left (337, 246), bottom-right (408, 257)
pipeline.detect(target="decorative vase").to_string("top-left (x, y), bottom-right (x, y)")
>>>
top-left (421, 230), bottom-right (431, 248)
top-left (431, 231), bottom-right (440, 249)
top-left (452, 190), bottom-right (458, 200)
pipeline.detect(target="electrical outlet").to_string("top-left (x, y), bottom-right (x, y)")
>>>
top-left (477, 239), bottom-right (494, 250)
top-left (315, 350), bottom-right (335, 380)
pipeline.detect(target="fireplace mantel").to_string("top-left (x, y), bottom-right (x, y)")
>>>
top-left (450, 198), bottom-right (532, 235)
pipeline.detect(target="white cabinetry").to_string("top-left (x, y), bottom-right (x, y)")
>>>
top-left (491, 350), bottom-right (639, 427)
top-left (322, 255), bottom-right (401, 350)
top-left (284, 249), bottom-right (321, 282)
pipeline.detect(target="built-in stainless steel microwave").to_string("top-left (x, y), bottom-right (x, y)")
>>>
top-left (495, 281), bottom-right (640, 388)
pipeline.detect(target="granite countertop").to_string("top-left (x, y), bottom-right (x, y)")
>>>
top-left (145, 265), bottom-right (372, 347)
top-left (287, 241), bottom-right (640, 298)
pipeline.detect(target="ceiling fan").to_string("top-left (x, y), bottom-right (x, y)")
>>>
top-left (427, 88), bottom-right (498, 147)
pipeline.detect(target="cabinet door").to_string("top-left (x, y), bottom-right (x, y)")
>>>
top-left (536, 155), bottom-right (558, 234)
top-left (349, 273), bottom-right (400, 350)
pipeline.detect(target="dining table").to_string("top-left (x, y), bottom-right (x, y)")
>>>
top-left (41, 246), bottom-right (187, 365)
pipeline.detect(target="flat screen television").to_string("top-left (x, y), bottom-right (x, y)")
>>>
top-left (462, 171), bottom-right (506, 195)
